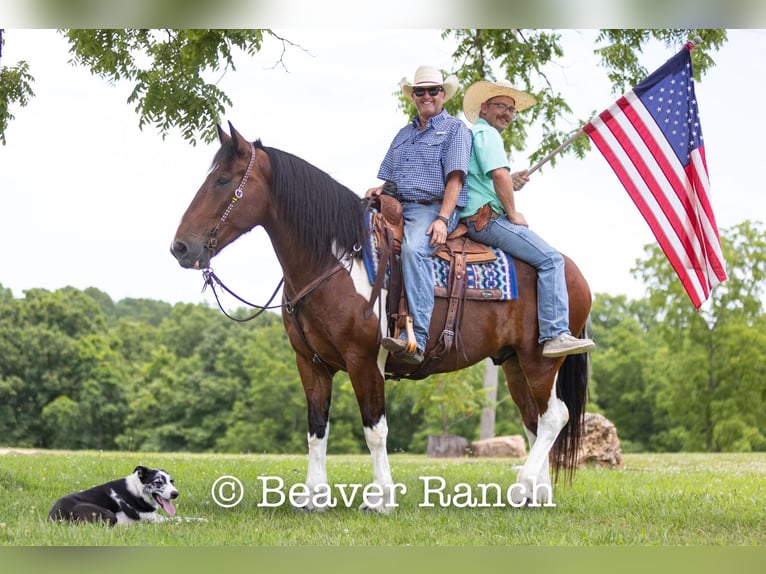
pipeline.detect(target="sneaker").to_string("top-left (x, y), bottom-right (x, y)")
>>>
top-left (381, 337), bottom-right (408, 353)
top-left (542, 333), bottom-right (596, 358)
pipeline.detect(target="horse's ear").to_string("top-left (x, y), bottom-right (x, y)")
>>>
top-left (228, 122), bottom-right (250, 153)
top-left (216, 124), bottom-right (230, 144)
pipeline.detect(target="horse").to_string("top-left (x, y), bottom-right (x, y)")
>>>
top-left (171, 124), bottom-right (592, 511)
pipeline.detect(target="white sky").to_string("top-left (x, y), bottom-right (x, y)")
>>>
top-left (1, 28), bottom-right (764, 307)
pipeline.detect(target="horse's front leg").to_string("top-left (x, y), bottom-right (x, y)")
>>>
top-left (347, 350), bottom-right (398, 513)
top-left (297, 356), bottom-right (334, 512)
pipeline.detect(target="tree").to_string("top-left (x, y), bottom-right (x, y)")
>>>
top-left (0, 29), bottom-right (34, 145)
top-left (589, 294), bottom-right (665, 451)
top-left (439, 29), bottom-right (726, 165)
top-left (1, 29), bottom-right (727, 146)
top-left (0, 29), bottom-right (301, 145)
top-left (629, 221), bottom-right (765, 451)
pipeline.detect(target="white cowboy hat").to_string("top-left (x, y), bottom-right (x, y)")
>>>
top-left (400, 65), bottom-right (459, 103)
top-left (462, 79), bottom-right (537, 124)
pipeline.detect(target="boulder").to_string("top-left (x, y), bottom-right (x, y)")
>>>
top-left (470, 435), bottom-right (527, 458)
top-left (574, 412), bottom-right (624, 468)
top-left (426, 434), bottom-right (470, 458)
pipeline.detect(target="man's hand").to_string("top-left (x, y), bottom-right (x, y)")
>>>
top-left (365, 185), bottom-right (383, 198)
top-left (507, 211), bottom-right (529, 227)
top-left (511, 170), bottom-right (530, 191)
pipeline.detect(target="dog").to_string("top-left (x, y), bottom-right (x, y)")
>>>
top-left (49, 465), bottom-right (179, 526)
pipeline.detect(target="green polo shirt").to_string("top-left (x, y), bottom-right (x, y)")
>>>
top-left (460, 118), bottom-right (510, 218)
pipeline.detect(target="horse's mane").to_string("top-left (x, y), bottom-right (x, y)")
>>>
top-left (215, 139), bottom-right (367, 268)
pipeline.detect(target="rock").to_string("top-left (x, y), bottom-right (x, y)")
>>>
top-left (575, 412), bottom-right (624, 468)
top-left (426, 435), bottom-right (469, 458)
top-left (470, 435), bottom-right (527, 458)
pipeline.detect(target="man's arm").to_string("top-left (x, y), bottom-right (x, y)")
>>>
top-left (491, 168), bottom-right (528, 227)
top-left (429, 170), bottom-right (464, 247)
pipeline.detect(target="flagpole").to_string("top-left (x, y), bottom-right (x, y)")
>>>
top-left (524, 35), bottom-right (703, 176)
top-left (526, 128), bottom-right (585, 175)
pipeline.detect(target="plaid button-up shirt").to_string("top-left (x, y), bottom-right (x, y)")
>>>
top-left (377, 109), bottom-right (472, 207)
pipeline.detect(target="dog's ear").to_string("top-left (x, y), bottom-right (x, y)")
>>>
top-left (133, 466), bottom-right (149, 479)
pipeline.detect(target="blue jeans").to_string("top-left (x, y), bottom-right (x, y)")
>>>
top-left (400, 202), bottom-right (458, 352)
top-left (465, 214), bottom-right (570, 343)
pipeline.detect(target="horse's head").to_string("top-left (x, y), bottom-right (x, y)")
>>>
top-left (171, 123), bottom-right (270, 270)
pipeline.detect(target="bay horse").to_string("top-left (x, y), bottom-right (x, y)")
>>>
top-left (171, 124), bottom-right (591, 511)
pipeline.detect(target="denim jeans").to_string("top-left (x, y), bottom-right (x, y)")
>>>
top-left (400, 202), bottom-right (458, 352)
top-left (465, 214), bottom-right (570, 343)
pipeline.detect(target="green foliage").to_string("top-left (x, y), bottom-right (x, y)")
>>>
top-left (60, 29), bottom-right (271, 144)
top-left (436, 29), bottom-right (726, 168)
top-left (594, 29), bottom-right (728, 93)
top-left (0, 29), bottom-right (35, 145)
top-left (0, 222), bottom-right (763, 455)
top-left (592, 220), bottom-right (766, 453)
top-left (0, 29), bottom-right (726, 147)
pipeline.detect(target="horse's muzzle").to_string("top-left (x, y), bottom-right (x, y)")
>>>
top-left (170, 238), bottom-right (209, 270)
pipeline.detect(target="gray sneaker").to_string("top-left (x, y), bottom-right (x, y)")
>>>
top-left (542, 333), bottom-right (596, 357)
top-left (381, 337), bottom-right (408, 353)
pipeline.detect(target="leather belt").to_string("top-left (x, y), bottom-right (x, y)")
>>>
top-left (400, 199), bottom-right (441, 206)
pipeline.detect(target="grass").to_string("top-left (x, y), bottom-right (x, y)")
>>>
top-left (0, 449), bottom-right (764, 546)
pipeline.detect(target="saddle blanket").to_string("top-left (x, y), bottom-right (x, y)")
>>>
top-left (362, 210), bottom-right (518, 301)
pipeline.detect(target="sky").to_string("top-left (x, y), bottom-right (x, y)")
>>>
top-left (1, 28), bottom-right (765, 308)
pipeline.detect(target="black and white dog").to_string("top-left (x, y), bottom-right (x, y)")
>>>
top-left (49, 465), bottom-right (179, 526)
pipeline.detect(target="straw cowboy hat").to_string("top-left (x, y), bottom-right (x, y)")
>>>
top-left (400, 65), bottom-right (459, 102)
top-left (462, 79), bottom-right (537, 124)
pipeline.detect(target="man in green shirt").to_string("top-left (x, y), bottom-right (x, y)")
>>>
top-left (460, 79), bottom-right (595, 357)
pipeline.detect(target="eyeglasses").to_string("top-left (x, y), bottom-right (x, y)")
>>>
top-left (489, 102), bottom-right (516, 115)
top-left (412, 86), bottom-right (444, 97)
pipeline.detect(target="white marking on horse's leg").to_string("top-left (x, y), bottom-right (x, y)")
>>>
top-left (361, 415), bottom-right (396, 513)
top-left (304, 426), bottom-right (329, 511)
top-left (514, 375), bottom-right (568, 505)
top-left (522, 425), bottom-right (551, 492)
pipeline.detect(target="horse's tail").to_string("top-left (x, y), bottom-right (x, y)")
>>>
top-left (551, 350), bottom-right (589, 481)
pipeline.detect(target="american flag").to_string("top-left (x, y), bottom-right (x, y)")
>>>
top-left (583, 41), bottom-right (727, 309)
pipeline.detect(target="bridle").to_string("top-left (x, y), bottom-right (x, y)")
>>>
top-left (198, 138), bottom-right (357, 372)
top-left (205, 141), bottom-right (257, 255)
top-left (201, 141), bottom-right (284, 322)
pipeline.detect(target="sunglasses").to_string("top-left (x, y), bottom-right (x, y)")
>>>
top-left (412, 86), bottom-right (444, 97)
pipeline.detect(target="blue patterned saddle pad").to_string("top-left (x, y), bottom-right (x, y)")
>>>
top-left (362, 211), bottom-right (518, 301)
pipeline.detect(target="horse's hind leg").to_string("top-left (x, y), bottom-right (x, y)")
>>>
top-left (502, 356), bottom-right (567, 506)
top-left (346, 352), bottom-right (397, 513)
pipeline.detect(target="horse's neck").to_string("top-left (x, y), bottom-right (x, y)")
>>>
top-left (266, 224), bottom-right (336, 296)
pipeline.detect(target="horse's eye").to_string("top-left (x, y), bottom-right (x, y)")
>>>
top-left (216, 176), bottom-right (231, 186)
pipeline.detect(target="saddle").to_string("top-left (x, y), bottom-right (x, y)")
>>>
top-left (366, 192), bottom-right (499, 378)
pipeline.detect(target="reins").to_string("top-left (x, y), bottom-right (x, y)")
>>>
top-left (202, 268), bottom-right (284, 322)
top-left (198, 138), bottom-right (359, 375)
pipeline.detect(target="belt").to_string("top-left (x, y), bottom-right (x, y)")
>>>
top-left (400, 199), bottom-right (441, 206)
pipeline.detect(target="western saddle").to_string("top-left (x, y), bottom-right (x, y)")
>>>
top-left (366, 190), bottom-right (499, 378)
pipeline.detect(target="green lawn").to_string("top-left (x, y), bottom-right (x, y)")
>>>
top-left (0, 449), bottom-right (764, 546)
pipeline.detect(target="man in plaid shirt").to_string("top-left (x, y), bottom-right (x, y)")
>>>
top-left (367, 65), bottom-right (472, 365)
